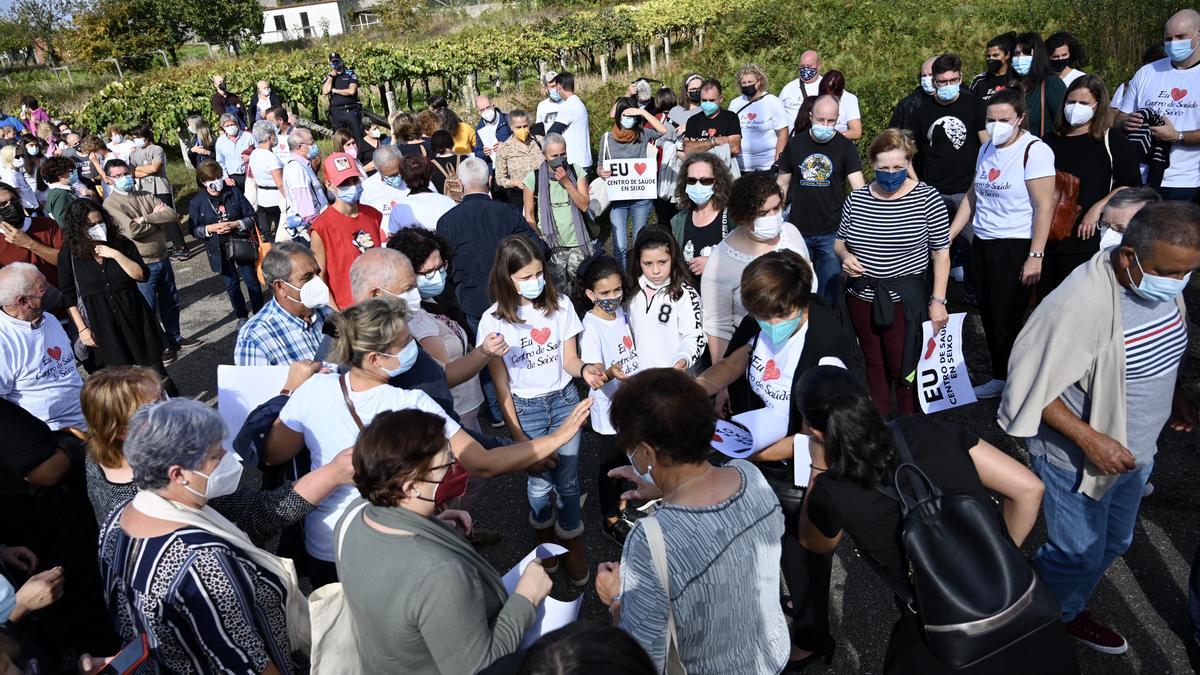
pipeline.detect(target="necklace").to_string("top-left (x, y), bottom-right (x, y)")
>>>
top-left (662, 466), bottom-right (713, 503)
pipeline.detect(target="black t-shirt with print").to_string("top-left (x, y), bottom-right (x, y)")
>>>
top-left (683, 109), bottom-right (741, 142)
top-left (681, 208), bottom-right (728, 282)
top-left (777, 131), bottom-right (863, 235)
top-left (910, 91), bottom-right (988, 195)
top-left (969, 72), bottom-right (1014, 102)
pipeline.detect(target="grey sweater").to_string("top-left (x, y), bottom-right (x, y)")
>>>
top-left (338, 501), bottom-right (536, 673)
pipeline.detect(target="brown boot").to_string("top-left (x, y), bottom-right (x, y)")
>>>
top-left (533, 525), bottom-right (559, 574)
top-left (560, 534), bottom-right (589, 587)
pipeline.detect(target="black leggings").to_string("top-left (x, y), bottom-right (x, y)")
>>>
top-left (968, 238), bottom-right (1033, 380)
top-left (257, 205), bottom-right (281, 243)
top-left (596, 433), bottom-right (629, 520)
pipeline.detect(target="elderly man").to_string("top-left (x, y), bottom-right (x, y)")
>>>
top-left (1098, 187), bottom-right (1160, 250)
top-left (494, 108), bottom-right (542, 209)
top-left (280, 127), bottom-right (327, 243)
top-left (889, 56), bottom-right (937, 130)
top-left (474, 94), bottom-right (512, 164)
top-left (1001, 201), bottom-right (1200, 656)
top-left (523, 133), bottom-right (590, 293)
top-left (252, 80), bottom-right (282, 123)
top-left (214, 113), bottom-right (254, 192)
top-left (779, 50), bottom-right (824, 130)
top-left (210, 74), bottom-right (246, 128)
top-left (234, 241), bottom-right (333, 366)
top-left (359, 144), bottom-right (407, 223)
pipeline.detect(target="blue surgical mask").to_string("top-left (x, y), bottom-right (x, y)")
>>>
top-left (1127, 251), bottom-right (1191, 303)
top-left (337, 184), bottom-right (363, 204)
top-left (756, 315), bottom-right (801, 347)
top-left (380, 340), bottom-right (419, 378)
top-left (548, 89), bottom-right (562, 102)
top-left (810, 124), bottom-right (835, 142)
top-left (685, 183), bottom-right (714, 205)
top-left (517, 275), bottom-right (545, 300)
top-left (383, 173), bottom-right (405, 189)
top-left (595, 296), bottom-right (622, 313)
top-left (114, 175), bottom-right (135, 192)
top-left (620, 115), bottom-right (637, 129)
top-left (307, 145), bottom-right (320, 160)
top-left (936, 83), bottom-right (960, 102)
top-left (700, 101), bottom-right (719, 116)
top-left (920, 76), bottom-right (935, 95)
top-left (875, 168), bottom-right (907, 193)
top-left (626, 448), bottom-right (655, 486)
top-left (1166, 35), bottom-right (1197, 62)
top-left (1012, 55), bottom-right (1033, 76)
top-left (417, 269), bottom-right (446, 298)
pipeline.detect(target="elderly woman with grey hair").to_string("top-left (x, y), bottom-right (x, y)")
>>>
top-left (98, 398), bottom-right (312, 673)
top-left (214, 112), bottom-right (255, 191)
top-left (250, 119), bottom-right (288, 240)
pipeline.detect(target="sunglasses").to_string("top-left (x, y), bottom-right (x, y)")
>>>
top-left (685, 177), bottom-right (716, 186)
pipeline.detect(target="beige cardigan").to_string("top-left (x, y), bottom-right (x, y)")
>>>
top-left (998, 249), bottom-right (1186, 500)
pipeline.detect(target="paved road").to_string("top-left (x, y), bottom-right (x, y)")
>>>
top-left (163, 245), bottom-right (1199, 674)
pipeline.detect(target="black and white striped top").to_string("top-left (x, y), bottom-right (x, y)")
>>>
top-left (836, 182), bottom-right (950, 302)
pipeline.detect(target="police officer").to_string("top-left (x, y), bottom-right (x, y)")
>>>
top-left (323, 52), bottom-right (363, 143)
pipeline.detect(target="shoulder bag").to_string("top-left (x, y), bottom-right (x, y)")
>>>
top-left (588, 134), bottom-right (612, 218)
top-left (641, 516), bottom-right (687, 675)
top-left (207, 194), bottom-right (258, 264)
top-left (1021, 139), bottom-right (1080, 243)
top-left (68, 255), bottom-right (91, 362)
top-left (309, 500), bottom-right (368, 673)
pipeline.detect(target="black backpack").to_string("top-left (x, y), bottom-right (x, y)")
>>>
top-left (865, 423), bottom-right (1061, 669)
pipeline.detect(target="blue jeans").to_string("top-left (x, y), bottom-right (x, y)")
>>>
top-left (1156, 186), bottom-right (1198, 202)
top-left (221, 262), bottom-right (265, 319)
top-left (137, 260), bottom-right (182, 347)
top-left (1031, 454), bottom-right (1152, 621)
top-left (608, 199), bottom-right (652, 268)
top-left (515, 383), bottom-right (583, 536)
top-left (466, 314), bottom-right (504, 422)
top-left (803, 232), bottom-right (840, 308)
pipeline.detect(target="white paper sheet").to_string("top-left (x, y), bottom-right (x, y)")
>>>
top-left (916, 313), bottom-right (977, 414)
top-left (733, 408), bottom-right (789, 451)
top-left (478, 124), bottom-right (498, 150)
top-left (501, 544), bottom-right (582, 646)
top-left (793, 433), bottom-right (813, 487)
top-left (216, 365), bottom-right (291, 454)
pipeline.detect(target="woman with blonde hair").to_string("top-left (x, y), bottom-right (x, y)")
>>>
top-left (0, 144), bottom-right (38, 210)
top-left (729, 63), bottom-right (789, 171)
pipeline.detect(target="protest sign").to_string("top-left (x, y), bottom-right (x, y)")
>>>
top-left (917, 313), bottom-right (976, 414)
top-left (502, 544), bottom-right (582, 646)
top-left (600, 158), bottom-right (657, 200)
top-left (217, 365), bottom-right (290, 455)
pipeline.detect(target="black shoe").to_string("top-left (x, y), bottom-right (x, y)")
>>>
top-left (162, 347), bottom-right (179, 365)
top-left (488, 417), bottom-right (506, 429)
top-left (466, 527), bottom-right (503, 547)
top-left (603, 517), bottom-right (633, 546)
top-left (176, 336), bottom-right (203, 349)
top-left (784, 643), bottom-right (836, 672)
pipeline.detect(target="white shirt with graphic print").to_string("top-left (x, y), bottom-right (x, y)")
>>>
top-left (477, 295), bottom-right (582, 399)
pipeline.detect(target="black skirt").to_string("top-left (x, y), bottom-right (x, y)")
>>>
top-left (83, 288), bottom-right (166, 368)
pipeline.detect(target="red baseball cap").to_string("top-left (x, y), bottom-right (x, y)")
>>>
top-left (323, 152), bottom-right (360, 186)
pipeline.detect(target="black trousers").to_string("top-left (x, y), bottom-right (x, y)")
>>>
top-left (256, 204), bottom-right (281, 242)
top-left (969, 238), bottom-right (1033, 380)
top-left (330, 107), bottom-right (364, 144)
top-left (594, 433), bottom-right (629, 520)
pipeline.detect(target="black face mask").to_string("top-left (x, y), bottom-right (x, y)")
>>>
top-left (986, 58), bottom-right (1003, 74)
top-left (38, 285), bottom-right (62, 312)
top-left (1048, 58), bottom-right (1069, 73)
top-left (687, 90), bottom-right (702, 103)
top-left (547, 156), bottom-right (567, 170)
top-left (740, 84), bottom-right (758, 98)
top-left (0, 202), bottom-right (24, 226)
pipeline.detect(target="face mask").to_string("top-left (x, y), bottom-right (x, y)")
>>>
top-left (183, 451), bottom-right (243, 500)
top-left (1166, 35), bottom-right (1197, 62)
top-left (68, 170), bottom-right (79, 184)
top-left (1049, 58), bottom-right (1069, 73)
top-left (261, 88), bottom-right (271, 97)
top-left (1099, 226), bottom-right (1124, 250)
top-left (547, 156), bottom-right (567, 170)
top-left (308, 145), bottom-right (320, 160)
top-left (383, 173), bottom-right (405, 189)
top-left (380, 339), bottom-right (419, 378)
top-left (1126, 251), bottom-right (1191, 303)
top-left (414, 455), bottom-right (469, 507)
top-left (223, 126), bottom-right (238, 137)
top-left (687, 90), bottom-right (702, 103)
top-left (417, 269), bottom-right (446, 298)
top-left (24, 145), bottom-right (38, 156)
top-left (986, 121), bottom-right (1016, 145)
top-left (0, 203), bottom-right (23, 225)
top-left (274, 123), bottom-right (283, 135)
top-left (875, 168), bottom-right (907, 192)
top-left (114, 176), bottom-right (135, 192)
top-left (740, 83), bottom-right (758, 98)
top-left (1012, 55), bottom-right (1033, 76)
top-left (936, 83), bottom-right (960, 102)
top-left (799, 66), bottom-right (819, 81)
top-left (38, 284), bottom-right (62, 311)
top-left (594, 295), bottom-right (622, 313)
top-left (87, 223), bottom-right (106, 241)
top-left (283, 276), bottom-right (330, 308)
top-left (344, 144), bottom-right (358, 159)
top-left (685, 183), bottom-right (714, 204)
top-left (517, 275), bottom-right (545, 300)
top-left (1064, 102), bottom-right (1095, 127)
top-left (920, 76), bottom-right (935, 94)
top-left (131, 138), bottom-right (146, 149)
top-left (370, 128), bottom-right (382, 138)
top-left (986, 58), bottom-right (1003, 74)
top-left (757, 315), bottom-right (801, 348)
top-left (10, 157), bottom-right (22, 169)
top-left (750, 213), bottom-right (783, 240)
top-left (111, 134), bottom-right (124, 144)
top-left (204, 178), bottom-right (224, 193)
top-left (514, 128), bottom-right (530, 142)
top-left (336, 184), bottom-right (363, 204)
top-left (810, 124), bottom-right (836, 142)
top-left (619, 115), bottom-right (637, 130)
top-left (700, 101), bottom-right (719, 116)
top-left (548, 89), bottom-right (562, 102)
top-left (626, 448), bottom-right (655, 486)
top-left (402, 286), bottom-right (422, 309)
top-left (481, 108), bottom-right (497, 123)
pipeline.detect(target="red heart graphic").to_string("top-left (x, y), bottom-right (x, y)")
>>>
top-left (47, 346), bottom-right (61, 361)
top-left (1172, 87), bottom-right (1188, 101)
top-left (708, 128), bottom-right (717, 137)
top-left (987, 168), bottom-right (1001, 182)
top-left (747, 112), bottom-right (758, 121)
top-left (712, 433), bottom-right (723, 443)
top-left (763, 359), bottom-right (781, 382)
top-left (924, 337), bottom-right (937, 360)
top-left (622, 335), bottom-right (633, 350)
top-left (633, 162), bottom-right (647, 176)
top-left (531, 327), bottom-right (551, 345)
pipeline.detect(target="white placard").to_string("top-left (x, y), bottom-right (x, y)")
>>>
top-left (501, 544), bottom-right (582, 646)
top-left (601, 158), bottom-right (657, 200)
top-left (711, 408), bottom-right (790, 459)
top-left (793, 433), bottom-right (813, 487)
top-left (217, 365), bottom-right (291, 454)
top-left (917, 313), bottom-right (977, 414)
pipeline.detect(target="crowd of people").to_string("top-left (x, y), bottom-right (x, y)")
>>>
top-left (0, 9), bottom-right (1199, 674)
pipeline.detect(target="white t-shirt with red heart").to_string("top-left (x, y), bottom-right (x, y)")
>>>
top-left (748, 321), bottom-right (810, 412)
top-left (0, 310), bottom-right (85, 430)
top-left (478, 295), bottom-right (583, 399)
top-left (729, 93), bottom-right (789, 172)
top-left (580, 309), bottom-right (641, 435)
top-left (971, 132), bottom-right (1056, 241)
top-left (1118, 57), bottom-right (1200, 188)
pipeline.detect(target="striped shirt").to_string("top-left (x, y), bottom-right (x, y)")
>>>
top-left (1122, 289), bottom-right (1187, 465)
top-left (1124, 308), bottom-right (1187, 380)
top-left (837, 182), bottom-right (949, 301)
top-left (233, 298), bottom-right (332, 366)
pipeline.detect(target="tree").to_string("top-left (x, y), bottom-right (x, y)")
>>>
top-left (68, 0), bottom-right (189, 65)
top-left (0, 18), bottom-right (36, 63)
top-left (180, 0), bottom-right (261, 55)
top-left (9, 0), bottom-right (77, 63)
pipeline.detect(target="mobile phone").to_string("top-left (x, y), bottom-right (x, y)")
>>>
top-left (94, 634), bottom-right (149, 675)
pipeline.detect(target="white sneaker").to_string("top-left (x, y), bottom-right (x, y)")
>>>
top-left (973, 379), bottom-right (1007, 399)
top-left (1142, 482), bottom-right (1154, 498)
top-left (950, 266), bottom-right (965, 282)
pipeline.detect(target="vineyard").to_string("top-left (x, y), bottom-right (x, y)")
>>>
top-left (77, 0), bottom-right (739, 137)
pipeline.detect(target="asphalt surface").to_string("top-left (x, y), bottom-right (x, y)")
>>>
top-left (163, 239), bottom-right (1200, 674)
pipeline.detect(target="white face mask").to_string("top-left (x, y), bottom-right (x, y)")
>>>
top-left (481, 108), bottom-right (497, 123)
top-left (1099, 226), bottom-right (1124, 250)
top-left (204, 178), bottom-right (224, 193)
top-left (283, 276), bottom-right (331, 309)
top-left (224, 126), bottom-right (238, 137)
top-left (87, 224), bottom-right (107, 241)
top-left (182, 451), bottom-right (244, 500)
top-left (24, 145), bottom-right (38, 156)
top-left (111, 134), bottom-right (124, 144)
top-left (11, 157), bottom-right (24, 169)
top-left (750, 213), bottom-right (783, 240)
top-left (1064, 102), bottom-right (1095, 127)
top-left (986, 121), bottom-right (1016, 146)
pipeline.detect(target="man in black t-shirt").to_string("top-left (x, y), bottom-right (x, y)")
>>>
top-left (323, 52), bottom-right (363, 143)
top-left (911, 53), bottom-right (989, 213)
top-left (776, 95), bottom-right (865, 307)
top-left (682, 79), bottom-right (742, 160)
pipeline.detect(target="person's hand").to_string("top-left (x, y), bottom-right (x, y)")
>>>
top-left (553, 166), bottom-right (569, 183)
top-left (1150, 117), bottom-right (1180, 143)
top-left (1169, 388), bottom-right (1198, 432)
top-left (283, 359), bottom-right (322, 393)
top-left (483, 145), bottom-right (494, 157)
top-left (688, 255), bottom-right (708, 277)
top-left (224, 175), bottom-right (235, 187)
top-left (1079, 203), bottom-right (1104, 239)
top-left (15, 566), bottom-right (64, 614)
top-left (607, 364), bottom-right (629, 381)
top-left (551, 398), bottom-right (593, 444)
top-left (525, 453), bottom-right (558, 474)
top-left (515, 558), bottom-right (552, 606)
top-left (1123, 111), bottom-right (1145, 134)
top-left (436, 509), bottom-right (473, 535)
top-left (79, 652), bottom-right (117, 675)
top-left (0, 546), bottom-right (37, 574)
top-left (929, 301), bottom-right (949, 334)
top-left (1080, 430), bottom-right (1137, 475)
top-left (93, 244), bottom-right (119, 260)
top-left (713, 387), bottom-right (731, 419)
top-left (329, 447), bottom-right (355, 483)
top-left (841, 254), bottom-right (865, 277)
top-left (608, 464), bottom-right (664, 501)
top-left (581, 363), bottom-right (608, 390)
top-left (479, 332), bottom-right (508, 357)
top-left (78, 327), bottom-right (98, 348)
top-left (0, 221), bottom-right (32, 249)
top-left (674, 359), bottom-right (687, 370)
top-left (1019, 257), bottom-right (1042, 287)
top-left (595, 561), bottom-right (621, 605)
top-left (597, 166), bottom-right (612, 179)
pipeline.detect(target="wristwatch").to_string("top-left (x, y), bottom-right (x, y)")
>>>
top-left (1177, 131), bottom-right (1185, 144)
top-left (1028, 251), bottom-right (1045, 259)
top-left (929, 296), bottom-right (948, 306)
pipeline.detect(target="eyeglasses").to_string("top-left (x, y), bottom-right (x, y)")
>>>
top-left (934, 77), bottom-right (962, 87)
top-left (685, 177), bottom-right (716, 186)
top-left (421, 266), bottom-right (446, 278)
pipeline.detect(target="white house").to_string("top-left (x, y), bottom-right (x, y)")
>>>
top-left (260, 0), bottom-right (381, 43)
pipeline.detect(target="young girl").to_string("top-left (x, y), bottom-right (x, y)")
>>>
top-left (576, 255), bottom-right (640, 545)
top-left (628, 227), bottom-right (706, 370)
top-left (480, 235), bottom-right (604, 586)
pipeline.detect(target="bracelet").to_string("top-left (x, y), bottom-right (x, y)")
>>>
top-left (810, 464), bottom-right (829, 472)
top-left (1028, 251), bottom-right (1045, 259)
top-left (929, 296), bottom-right (947, 306)
top-left (279, 388), bottom-right (293, 396)
top-left (78, 327), bottom-right (91, 333)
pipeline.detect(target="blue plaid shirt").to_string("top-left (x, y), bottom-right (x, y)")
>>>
top-left (234, 299), bottom-right (332, 366)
